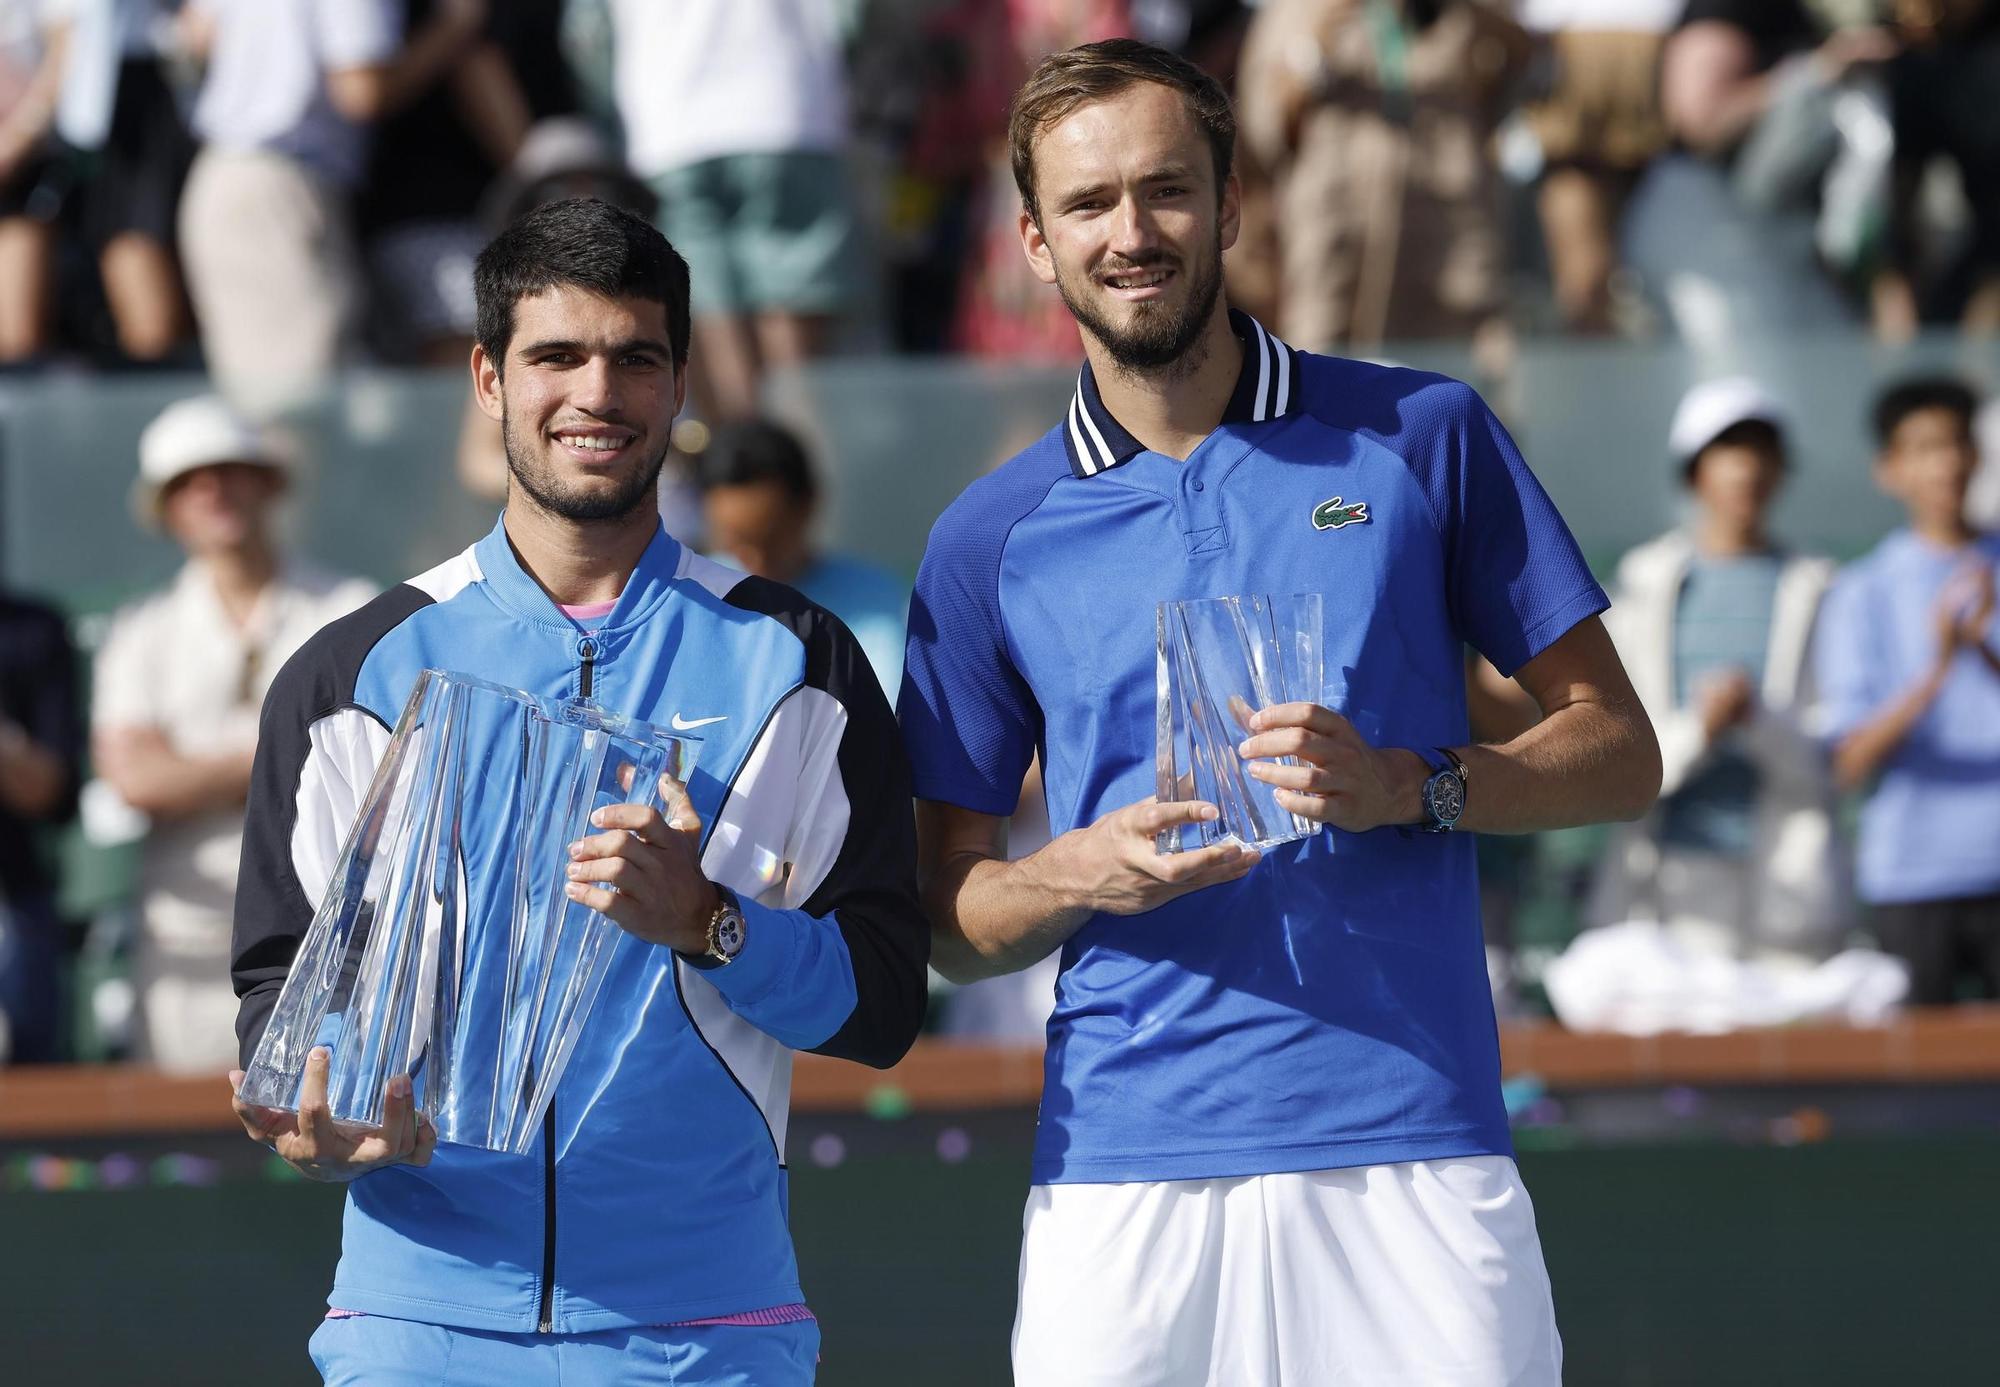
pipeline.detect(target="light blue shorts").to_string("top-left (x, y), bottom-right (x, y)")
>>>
top-left (308, 1313), bottom-right (818, 1386)
top-left (649, 150), bottom-right (855, 316)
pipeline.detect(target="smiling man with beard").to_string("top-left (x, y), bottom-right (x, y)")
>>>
top-left (898, 40), bottom-right (1660, 1386)
top-left (227, 197), bottom-right (928, 1386)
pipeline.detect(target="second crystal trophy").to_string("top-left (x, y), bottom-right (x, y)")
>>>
top-left (1156, 592), bottom-right (1324, 853)
top-left (236, 669), bottom-right (700, 1155)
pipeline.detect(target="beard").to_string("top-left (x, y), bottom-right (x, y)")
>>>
top-left (1055, 235), bottom-right (1224, 374)
top-left (502, 407), bottom-right (668, 523)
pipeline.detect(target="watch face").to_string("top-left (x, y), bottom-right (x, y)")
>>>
top-left (715, 912), bottom-right (746, 957)
top-left (1427, 771), bottom-right (1466, 825)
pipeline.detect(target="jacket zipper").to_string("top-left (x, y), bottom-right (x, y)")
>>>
top-left (539, 637), bottom-right (597, 1333)
top-left (537, 1097), bottom-right (557, 1332)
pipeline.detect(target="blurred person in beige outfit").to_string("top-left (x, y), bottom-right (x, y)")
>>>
top-left (1590, 378), bottom-right (1848, 961)
top-left (175, 0), bottom-right (486, 410)
top-left (1516, 0), bottom-right (1678, 333)
top-left (93, 397), bottom-right (371, 1072)
top-left (1237, 0), bottom-right (1531, 352)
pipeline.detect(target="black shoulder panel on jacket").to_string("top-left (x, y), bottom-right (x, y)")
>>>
top-left (722, 575), bottom-right (930, 1068)
top-left (231, 583), bottom-right (434, 1063)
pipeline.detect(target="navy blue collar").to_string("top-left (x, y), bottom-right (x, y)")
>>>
top-left (1061, 309), bottom-right (1301, 479)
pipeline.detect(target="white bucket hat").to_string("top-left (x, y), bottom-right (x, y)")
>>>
top-left (1668, 376), bottom-right (1789, 468)
top-left (131, 395), bottom-right (291, 530)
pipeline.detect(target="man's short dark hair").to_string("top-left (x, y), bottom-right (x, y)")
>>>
top-left (1872, 375), bottom-right (1980, 449)
top-left (1008, 39), bottom-right (1236, 225)
top-left (474, 198), bottom-right (691, 372)
top-left (696, 419), bottom-right (817, 507)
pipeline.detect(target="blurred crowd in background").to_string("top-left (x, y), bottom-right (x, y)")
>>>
top-left (2, 0), bottom-right (2000, 1070)
top-left (5, 0), bottom-right (2000, 385)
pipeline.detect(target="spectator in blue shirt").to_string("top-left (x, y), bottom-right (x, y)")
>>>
top-left (1815, 376), bottom-right (2000, 1004)
top-left (697, 418), bottom-right (909, 699)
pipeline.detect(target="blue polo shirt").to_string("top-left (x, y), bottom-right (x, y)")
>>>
top-left (899, 313), bottom-right (1608, 1185)
top-left (1813, 530), bottom-right (2000, 905)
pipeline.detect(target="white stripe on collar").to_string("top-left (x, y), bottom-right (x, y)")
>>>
top-left (1073, 368), bottom-right (1115, 474)
top-left (1273, 325), bottom-right (1293, 418)
top-left (1067, 390), bottom-right (1107, 475)
top-left (1249, 316), bottom-right (1273, 421)
top-left (1060, 312), bottom-right (1300, 479)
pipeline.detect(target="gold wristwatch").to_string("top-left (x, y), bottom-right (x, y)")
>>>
top-left (691, 884), bottom-right (746, 968)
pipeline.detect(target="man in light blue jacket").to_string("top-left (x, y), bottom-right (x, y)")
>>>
top-left (227, 198), bottom-right (928, 1386)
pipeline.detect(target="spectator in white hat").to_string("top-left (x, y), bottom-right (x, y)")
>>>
top-left (1588, 376), bottom-right (1850, 962)
top-left (92, 395), bottom-right (372, 1073)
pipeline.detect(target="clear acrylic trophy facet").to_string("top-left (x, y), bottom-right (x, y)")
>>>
top-left (1155, 593), bottom-right (1325, 854)
top-left (235, 669), bottom-right (700, 1156)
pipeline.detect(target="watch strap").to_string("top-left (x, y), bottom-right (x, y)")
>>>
top-left (1435, 745), bottom-right (1469, 783)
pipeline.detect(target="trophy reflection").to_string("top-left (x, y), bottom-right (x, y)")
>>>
top-left (236, 669), bottom-right (700, 1155)
top-left (1155, 593), bottom-right (1324, 854)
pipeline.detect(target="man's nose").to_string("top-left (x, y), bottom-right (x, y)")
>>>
top-left (570, 356), bottom-right (618, 411)
top-left (1106, 194), bottom-right (1157, 258)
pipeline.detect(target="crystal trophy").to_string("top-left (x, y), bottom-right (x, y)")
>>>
top-left (236, 669), bottom-right (700, 1155)
top-left (1155, 593), bottom-right (1324, 853)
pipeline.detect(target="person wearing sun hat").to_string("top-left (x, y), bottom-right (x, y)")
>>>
top-left (92, 394), bottom-right (373, 1073)
top-left (125, 393), bottom-right (289, 527)
top-left (1589, 375), bottom-right (1849, 961)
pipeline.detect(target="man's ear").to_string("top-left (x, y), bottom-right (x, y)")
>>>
top-left (1020, 205), bottom-right (1058, 287)
top-left (471, 341), bottom-right (504, 423)
top-left (1218, 170), bottom-right (1242, 255)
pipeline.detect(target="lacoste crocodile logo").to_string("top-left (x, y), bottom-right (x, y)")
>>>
top-left (1311, 496), bottom-right (1369, 531)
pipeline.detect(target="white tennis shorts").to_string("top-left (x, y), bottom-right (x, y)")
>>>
top-left (1011, 1156), bottom-right (1562, 1386)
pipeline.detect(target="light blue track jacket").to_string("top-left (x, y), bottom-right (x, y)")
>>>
top-left (231, 518), bottom-right (928, 1332)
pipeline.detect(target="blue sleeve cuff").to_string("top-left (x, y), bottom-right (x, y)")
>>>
top-left (908, 772), bottom-right (1019, 818)
top-left (1491, 585), bottom-right (1611, 679)
top-left (1814, 703), bottom-right (1868, 746)
top-left (694, 895), bottom-right (802, 1010)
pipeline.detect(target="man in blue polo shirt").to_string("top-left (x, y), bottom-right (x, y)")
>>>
top-left (899, 40), bottom-right (1662, 1386)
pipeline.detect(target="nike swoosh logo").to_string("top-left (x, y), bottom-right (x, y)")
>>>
top-left (671, 714), bottom-right (728, 731)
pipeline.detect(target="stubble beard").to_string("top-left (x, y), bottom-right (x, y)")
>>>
top-left (1055, 235), bottom-right (1224, 379)
top-left (502, 406), bottom-right (669, 524)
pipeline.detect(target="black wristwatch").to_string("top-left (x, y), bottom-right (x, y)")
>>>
top-left (684, 884), bottom-right (746, 970)
top-left (1415, 747), bottom-right (1468, 833)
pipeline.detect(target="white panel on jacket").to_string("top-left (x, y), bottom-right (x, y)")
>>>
top-left (291, 707), bottom-right (395, 908)
top-left (681, 685), bottom-right (855, 1158)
